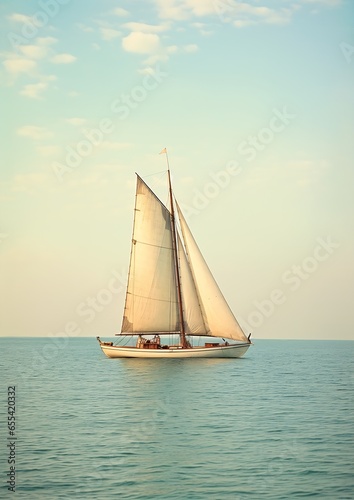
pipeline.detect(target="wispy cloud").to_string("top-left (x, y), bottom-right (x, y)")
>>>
top-left (100, 28), bottom-right (121, 41)
top-left (15, 36), bottom-right (57, 60)
top-left (7, 12), bottom-right (33, 23)
top-left (36, 145), bottom-right (61, 157)
top-left (122, 32), bottom-right (161, 54)
top-left (99, 141), bottom-right (132, 151)
top-left (2, 36), bottom-right (59, 76)
top-left (51, 53), bottom-right (77, 64)
top-left (93, 19), bottom-right (123, 42)
top-left (77, 23), bottom-right (95, 33)
top-left (302, 0), bottom-right (341, 4)
top-left (192, 22), bottom-right (214, 36)
top-left (112, 7), bottom-right (130, 17)
top-left (154, 0), bottom-right (190, 20)
top-left (11, 173), bottom-right (51, 194)
top-left (3, 58), bottom-right (37, 76)
top-left (19, 74), bottom-right (57, 99)
top-left (244, 159), bottom-right (330, 190)
top-left (184, 44), bottom-right (199, 52)
top-left (37, 36), bottom-right (58, 46)
top-left (152, 0), bottom-right (339, 27)
top-left (215, 2), bottom-right (294, 27)
top-left (20, 82), bottom-right (48, 99)
top-left (121, 17), bottom-right (198, 69)
top-left (288, 159), bottom-right (330, 187)
top-left (123, 22), bottom-right (170, 34)
top-left (66, 118), bottom-right (87, 126)
top-left (1, 35), bottom-right (61, 96)
top-left (18, 45), bottom-right (48, 59)
top-left (17, 125), bottom-right (52, 141)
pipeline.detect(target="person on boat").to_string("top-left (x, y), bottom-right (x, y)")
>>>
top-left (152, 334), bottom-right (161, 346)
top-left (136, 335), bottom-right (147, 348)
top-left (185, 338), bottom-right (192, 348)
top-left (248, 333), bottom-right (252, 342)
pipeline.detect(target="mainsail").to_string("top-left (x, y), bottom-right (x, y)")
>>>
top-left (121, 175), bottom-right (179, 333)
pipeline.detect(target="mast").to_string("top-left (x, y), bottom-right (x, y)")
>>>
top-left (161, 148), bottom-right (187, 348)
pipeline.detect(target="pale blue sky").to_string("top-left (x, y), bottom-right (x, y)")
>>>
top-left (1, 0), bottom-right (353, 339)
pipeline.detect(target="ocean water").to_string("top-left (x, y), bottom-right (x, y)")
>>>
top-left (1, 338), bottom-right (354, 499)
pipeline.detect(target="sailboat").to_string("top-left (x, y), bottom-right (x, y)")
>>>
top-left (97, 149), bottom-right (252, 359)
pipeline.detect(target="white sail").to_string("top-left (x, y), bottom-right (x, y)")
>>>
top-left (177, 233), bottom-right (207, 335)
top-left (121, 175), bottom-right (179, 333)
top-left (176, 202), bottom-right (248, 342)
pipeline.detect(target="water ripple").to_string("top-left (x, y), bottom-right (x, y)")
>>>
top-left (1, 338), bottom-right (353, 499)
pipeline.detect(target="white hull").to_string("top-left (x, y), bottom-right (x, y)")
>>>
top-left (99, 343), bottom-right (250, 359)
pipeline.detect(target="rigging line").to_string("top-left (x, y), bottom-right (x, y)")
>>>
top-left (146, 169), bottom-right (169, 202)
top-left (134, 240), bottom-right (174, 250)
top-left (115, 335), bottom-right (130, 346)
top-left (117, 331), bottom-right (180, 335)
top-left (127, 291), bottom-right (178, 303)
top-left (143, 169), bottom-right (167, 178)
top-left (136, 173), bottom-right (171, 214)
